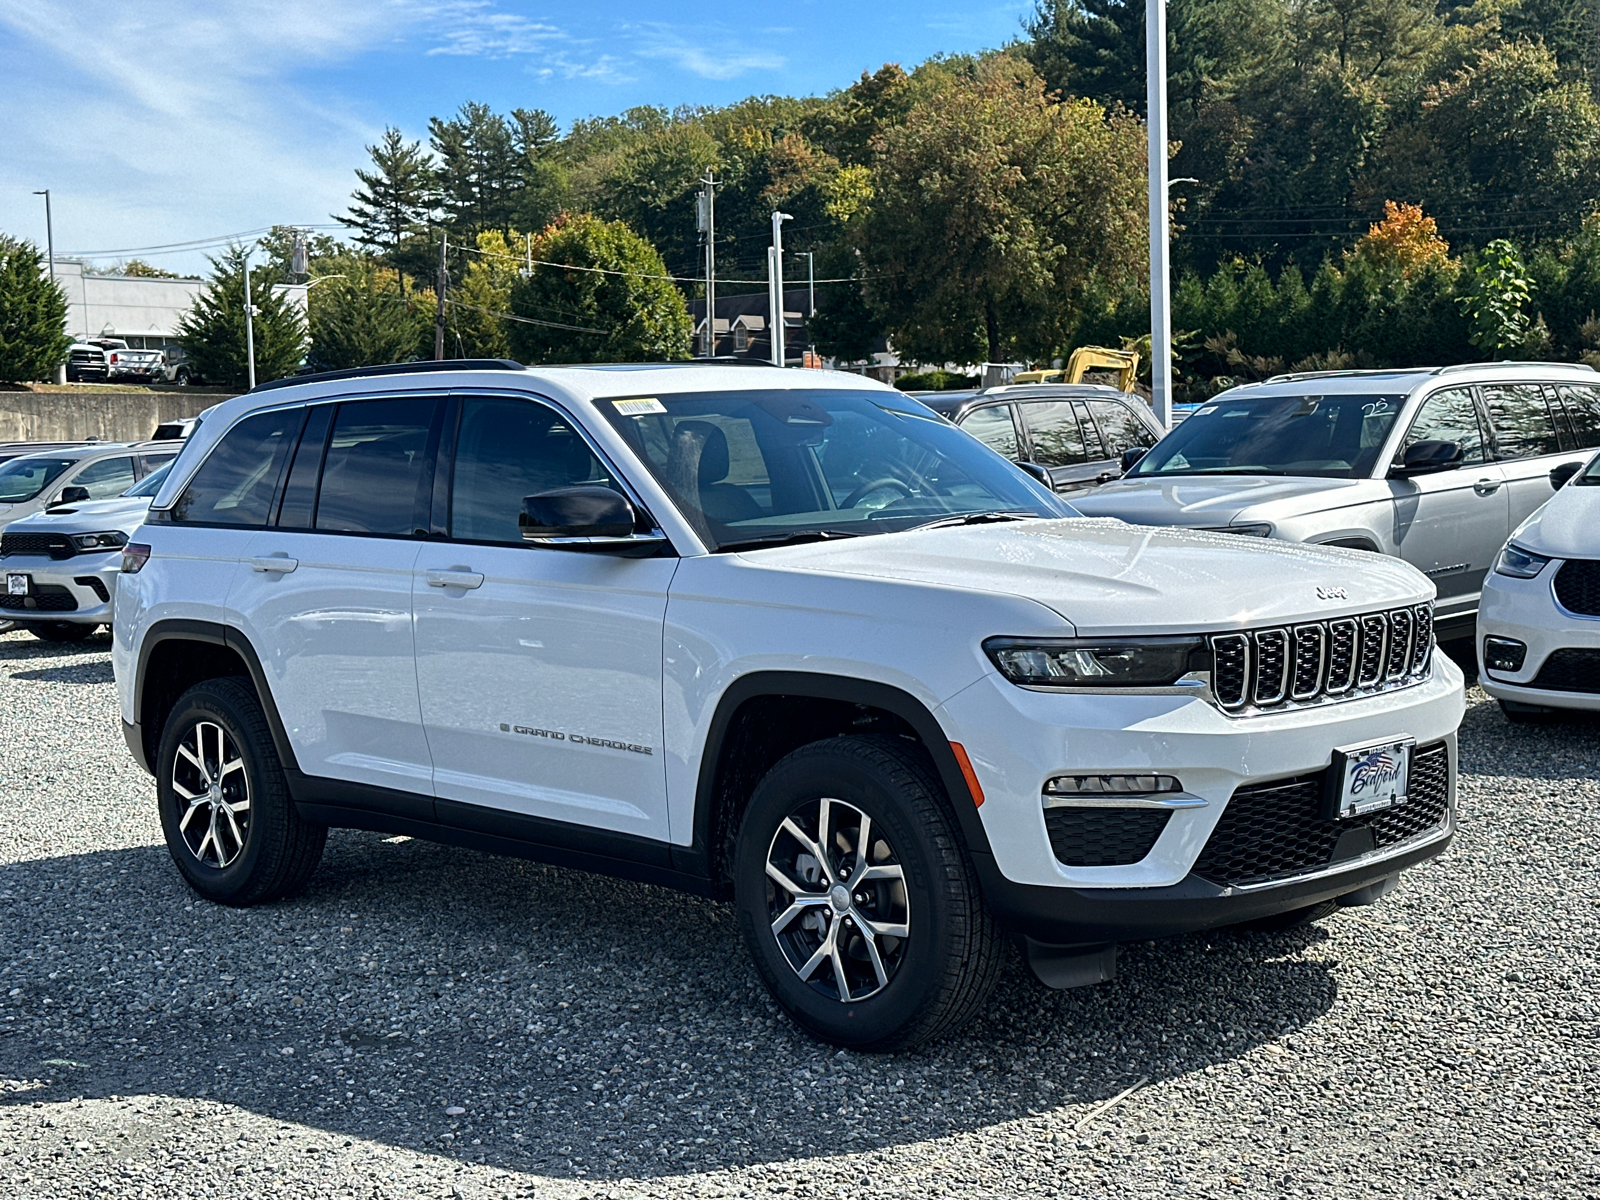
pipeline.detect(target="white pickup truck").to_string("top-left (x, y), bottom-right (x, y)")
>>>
top-left (87, 338), bottom-right (166, 383)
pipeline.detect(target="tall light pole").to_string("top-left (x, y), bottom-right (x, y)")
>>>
top-left (768, 211), bottom-right (792, 367)
top-left (33, 190), bottom-right (66, 383)
top-left (242, 247), bottom-right (258, 391)
top-left (697, 172), bottom-right (718, 357)
top-left (1147, 0), bottom-right (1172, 429)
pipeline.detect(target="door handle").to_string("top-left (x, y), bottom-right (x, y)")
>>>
top-left (426, 569), bottom-right (484, 590)
top-left (250, 555), bottom-right (298, 573)
top-left (1472, 478), bottom-right (1502, 496)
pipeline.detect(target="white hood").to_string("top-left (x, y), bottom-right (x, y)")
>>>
top-left (3, 494), bottom-right (153, 537)
top-left (1507, 482), bottom-right (1600, 560)
top-left (742, 518), bottom-right (1433, 636)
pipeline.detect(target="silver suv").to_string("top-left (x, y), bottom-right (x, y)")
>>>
top-left (1072, 364), bottom-right (1600, 637)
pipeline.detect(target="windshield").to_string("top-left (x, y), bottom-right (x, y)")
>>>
top-left (600, 388), bottom-right (1073, 550)
top-left (0, 456), bottom-right (76, 504)
top-left (124, 462), bottom-right (172, 498)
top-left (1580, 451), bottom-right (1600, 485)
top-left (1128, 393), bottom-right (1406, 479)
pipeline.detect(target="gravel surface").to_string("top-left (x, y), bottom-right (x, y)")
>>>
top-left (1, 627), bottom-right (1596, 1199)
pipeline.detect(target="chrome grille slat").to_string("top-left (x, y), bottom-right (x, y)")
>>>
top-left (1326, 618), bottom-right (1358, 694)
top-left (1212, 633), bottom-right (1250, 708)
top-left (1290, 624), bottom-right (1326, 700)
top-left (1252, 630), bottom-right (1290, 705)
top-left (1387, 609), bottom-right (1413, 681)
top-left (1358, 614), bottom-right (1388, 686)
top-left (1209, 603), bottom-right (1432, 715)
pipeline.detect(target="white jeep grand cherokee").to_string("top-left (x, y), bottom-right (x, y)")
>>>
top-left (113, 361), bottom-right (1464, 1049)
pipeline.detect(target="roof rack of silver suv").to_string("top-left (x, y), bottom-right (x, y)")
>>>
top-left (1262, 368), bottom-right (1424, 384)
top-left (1431, 361), bottom-right (1597, 375)
top-left (249, 359), bottom-right (526, 394)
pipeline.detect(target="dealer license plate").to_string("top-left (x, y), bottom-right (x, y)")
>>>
top-left (1327, 737), bottom-right (1413, 819)
top-left (7, 573), bottom-right (29, 596)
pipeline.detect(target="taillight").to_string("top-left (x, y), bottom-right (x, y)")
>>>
top-left (109, 353), bottom-right (119, 363)
top-left (121, 543), bottom-right (151, 573)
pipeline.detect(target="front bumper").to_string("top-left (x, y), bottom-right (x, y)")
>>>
top-left (1478, 568), bottom-right (1600, 711)
top-left (0, 554), bottom-right (117, 625)
top-left (936, 654), bottom-right (1463, 942)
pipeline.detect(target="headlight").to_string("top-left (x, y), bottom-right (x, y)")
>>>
top-left (71, 531), bottom-right (129, 552)
top-left (984, 636), bottom-right (1208, 688)
top-left (1197, 523), bottom-right (1272, 537)
top-left (1493, 543), bottom-right (1552, 578)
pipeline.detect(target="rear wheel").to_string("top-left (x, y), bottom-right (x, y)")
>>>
top-left (156, 678), bottom-right (325, 905)
top-left (733, 735), bottom-right (1002, 1051)
top-left (29, 621), bottom-right (96, 643)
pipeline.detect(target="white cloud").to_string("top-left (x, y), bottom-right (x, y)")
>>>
top-left (630, 24), bottom-right (786, 81)
top-left (423, 2), bottom-right (565, 57)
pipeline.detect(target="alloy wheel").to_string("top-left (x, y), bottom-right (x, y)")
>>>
top-left (171, 720), bottom-right (251, 869)
top-left (764, 796), bottom-right (910, 1001)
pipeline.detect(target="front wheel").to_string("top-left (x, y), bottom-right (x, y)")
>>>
top-left (733, 735), bottom-right (1002, 1051)
top-left (29, 621), bottom-right (97, 643)
top-left (156, 678), bottom-right (325, 906)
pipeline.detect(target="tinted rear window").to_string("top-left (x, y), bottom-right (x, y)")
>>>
top-left (171, 409), bottom-right (300, 526)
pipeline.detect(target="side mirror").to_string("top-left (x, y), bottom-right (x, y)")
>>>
top-left (528, 486), bottom-right (646, 547)
top-left (1018, 461), bottom-right (1052, 487)
top-left (1120, 446), bottom-right (1147, 472)
top-left (1550, 460), bottom-right (1583, 490)
top-left (53, 485), bottom-right (90, 507)
top-left (1391, 440), bottom-right (1463, 477)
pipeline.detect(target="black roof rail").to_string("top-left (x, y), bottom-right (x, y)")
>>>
top-left (248, 359), bottom-right (526, 394)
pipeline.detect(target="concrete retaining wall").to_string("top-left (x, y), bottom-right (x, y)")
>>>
top-left (0, 391), bottom-right (231, 443)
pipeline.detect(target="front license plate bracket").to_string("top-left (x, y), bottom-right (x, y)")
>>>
top-left (1325, 736), bottom-right (1414, 820)
top-left (7, 573), bottom-right (29, 597)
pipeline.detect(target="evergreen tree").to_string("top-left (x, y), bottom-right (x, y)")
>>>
top-left (176, 247), bottom-right (307, 389)
top-left (308, 254), bottom-right (430, 370)
top-left (506, 215), bottom-right (691, 363)
top-left (430, 102), bottom-right (521, 239)
top-left (0, 236), bottom-right (71, 384)
top-left (338, 128), bottom-right (437, 263)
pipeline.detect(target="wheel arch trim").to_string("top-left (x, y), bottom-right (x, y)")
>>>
top-left (131, 618), bottom-right (299, 776)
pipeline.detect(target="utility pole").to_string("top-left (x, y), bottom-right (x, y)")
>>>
top-left (242, 248), bottom-right (258, 391)
top-left (434, 233), bottom-right (448, 361)
top-left (768, 211), bottom-right (792, 367)
top-left (525, 232), bottom-right (532, 276)
top-left (33, 190), bottom-right (65, 383)
top-left (1147, 0), bottom-right (1172, 429)
top-left (696, 172), bottom-right (717, 357)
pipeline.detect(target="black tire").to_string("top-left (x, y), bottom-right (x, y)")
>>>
top-left (174, 367), bottom-right (190, 386)
top-left (156, 678), bottom-right (325, 906)
top-left (1499, 699), bottom-right (1563, 724)
top-left (28, 621), bottom-right (97, 643)
top-left (1231, 899), bottom-right (1339, 933)
top-left (733, 734), bottom-right (1003, 1051)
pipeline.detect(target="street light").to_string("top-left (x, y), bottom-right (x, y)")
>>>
top-left (1148, 0), bottom-right (1172, 429)
top-left (768, 211), bottom-right (793, 367)
top-left (33, 190), bottom-right (66, 384)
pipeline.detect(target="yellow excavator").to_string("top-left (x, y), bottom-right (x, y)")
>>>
top-left (1013, 346), bottom-right (1140, 393)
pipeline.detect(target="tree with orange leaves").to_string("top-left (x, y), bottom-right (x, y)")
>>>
top-left (1348, 201), bottom-right (1452, 277)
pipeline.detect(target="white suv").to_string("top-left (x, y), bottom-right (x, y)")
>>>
top-left (113, 361), bottom-right (1465, 1049)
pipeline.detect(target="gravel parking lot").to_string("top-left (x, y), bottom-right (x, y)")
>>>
top-left (0, 627), bottom-right (1596, 1200)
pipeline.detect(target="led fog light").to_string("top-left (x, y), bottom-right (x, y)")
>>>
top-left (1482, 637), bottom-right (1527, 674)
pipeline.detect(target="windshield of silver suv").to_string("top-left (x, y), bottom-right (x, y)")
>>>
top-left (1128, 393), bottom-right (1406, 479)
top-left (601, 388), bottom-right (1074, 549)
top-left (0, 456), bottom-right (76, 503)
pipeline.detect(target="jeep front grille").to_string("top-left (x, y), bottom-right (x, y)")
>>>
top-left (1209, 603), bottom-right (1433, 712)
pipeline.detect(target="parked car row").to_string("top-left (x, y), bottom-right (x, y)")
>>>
top-left (8, 356), bottom-right (1594, 1052)
top-left (65, 339), bottom-right (204, 386)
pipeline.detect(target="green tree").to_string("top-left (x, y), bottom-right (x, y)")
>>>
top-left (857, 57), bottom-right (1148, 364)
top-left (0, 236), bottom-right (71, 384)
top-left (506, 215), bottom-right (691, 363)
top-left (115, 259), bottom-right (183, 278)
top-left (176, 247), bottom-right (307, 389)
top-left (307, 255), bottom-right (430, 370)
top-left (338, 127), bottom-right (438, 264)
top-left (447, 229), bottom-right (527, 359)
top-left (1458, 238), bottom-right (1534, 358)
top-left (430, 102), bottom-right (522, 239)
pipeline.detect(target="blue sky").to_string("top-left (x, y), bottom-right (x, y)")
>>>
top-left (0, 0), bottom-right (1030, 276)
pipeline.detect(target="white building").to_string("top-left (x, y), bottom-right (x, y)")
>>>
top-left (51, 261), bottom-right (308, 355)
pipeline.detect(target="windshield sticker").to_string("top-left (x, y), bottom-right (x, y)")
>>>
top-left (1363, 400), bottom-right (1391, 416)
top-left (613, 397), bottom-right (667, 416)
top-left (1194, 406), bottom-right (1217, 416)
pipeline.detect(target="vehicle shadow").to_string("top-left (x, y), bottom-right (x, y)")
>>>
top-left (0, 832), bottom-right (1339, 1183)
top-left (6, 660), bottom-right (115, 685)
top-left (1458, 689), bottom-right (1600, 779)
top-left (0, 628), bottom-right (112, 662)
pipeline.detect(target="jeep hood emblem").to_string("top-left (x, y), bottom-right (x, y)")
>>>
top-left (1316, 586), bottom-right (1348, 600)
